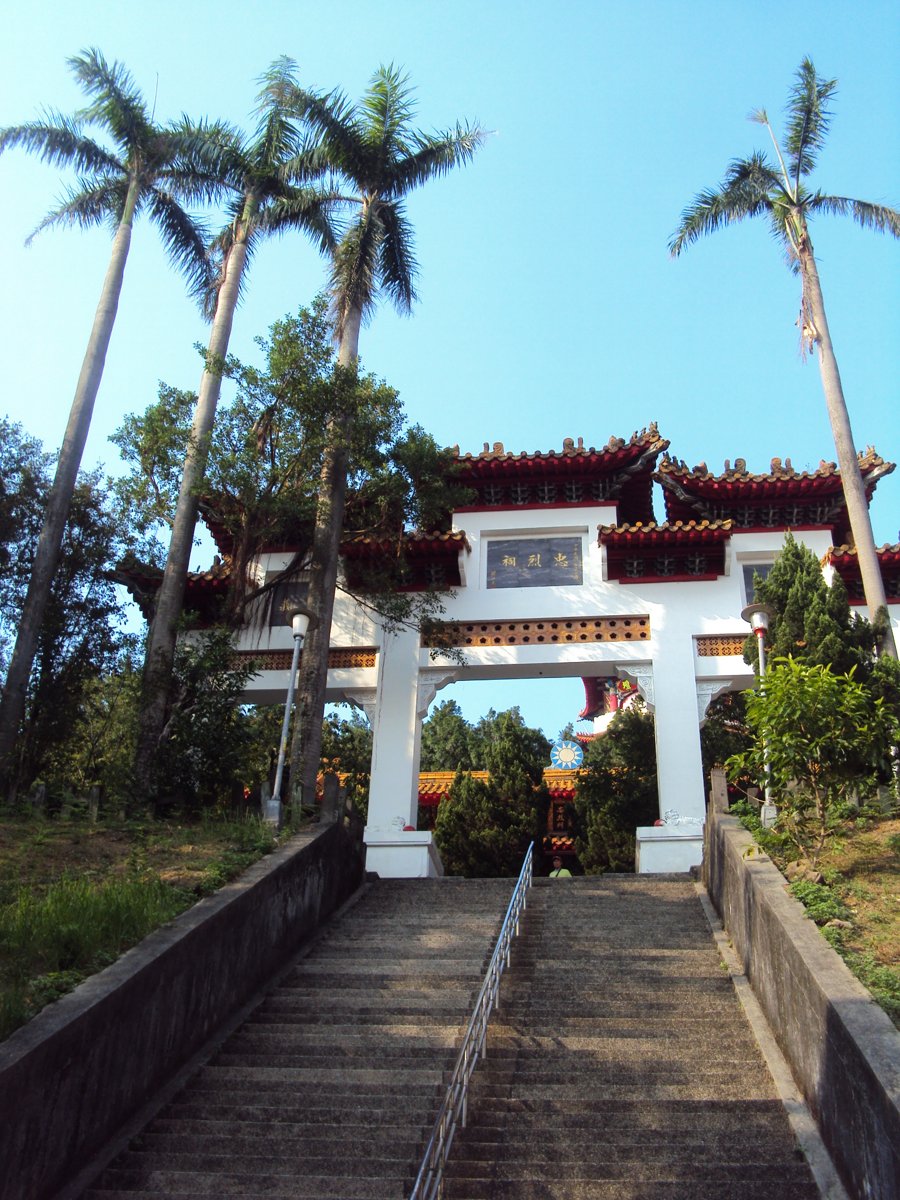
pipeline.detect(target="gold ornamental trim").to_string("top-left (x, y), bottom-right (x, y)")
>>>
top-left (426, 615), bottom-right (650, 648)
top-left (234, 647), bottom-right (378, 671)
top-left (695, 635), bottom-right (746, 658)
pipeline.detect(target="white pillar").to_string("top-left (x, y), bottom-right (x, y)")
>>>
top-left (364, 626), bottom-right (446, 878)
top-left (621, 636), bottom-right (706, 873)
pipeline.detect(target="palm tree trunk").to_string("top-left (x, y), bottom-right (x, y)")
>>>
top-left (799, 244), bottom-right (896, 656)
top-left (0, 185), bottom-right (138, 789)
top-left (134, 235), bottom-right (250, 792)
top-left (289, 306), bottom-right (363, 811)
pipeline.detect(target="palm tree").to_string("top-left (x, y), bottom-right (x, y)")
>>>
top-left (134, 59), bottom-right (338, 791)
top-left (286, 67), bottom-right (486, 805)
top-left (670, 58), bottom-right (899, 655)
top-left (0, 49), bottom-right (226, 787)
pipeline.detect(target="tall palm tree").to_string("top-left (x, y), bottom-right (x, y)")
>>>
top-left (286, 67), bottom-right (486, 804)
top-left (670, 58), bottom-right (899, 656)
top-left (0, 49), bottom-right (225, 786)
top-left (134, 59), bottom-right (338, 791)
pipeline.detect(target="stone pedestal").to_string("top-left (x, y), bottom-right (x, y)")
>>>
top-left (635, 825), bottom-right (704, 873)
top-left (364, 828), bottom-right (444, 878)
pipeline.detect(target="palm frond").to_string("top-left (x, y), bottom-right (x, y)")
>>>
top-left (330, 208), bottom-right (382, 339)
top-left (257, 187), bottom-right (339, 255)
top-left (162, 117), bottom-right (245, 202)
top-left (387, 123), bottom-right (487, 196)
top-left (68, 48), bottom-right (151, 156)
top-left (205, 219), bottom-right (260, 318)
top-left (669, 153), bottom-right (781, 255)
top-left (252, 58), bottom-right (306, 170)
top-left (361, 65), bottom-right (416, 155)
top-left (377, 201), bottom-right (417, 314)
top-left (289, 86), bottom-right (370, 186)
top-left (804, 193), bottom-right (900, 238)
top-left (147, 188), bottom-right (212, 305)
top-left (784, 58), bottom-right (837, 185)
top-left (26, 176), bottom-right (123, 242)
top-left (0, 117), bottom-right (120, 175)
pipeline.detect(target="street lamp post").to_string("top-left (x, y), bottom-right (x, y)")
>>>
top-left (741, 602), bottom-right (776, 826)
top-left (267, 611), bottom-right (310, 827)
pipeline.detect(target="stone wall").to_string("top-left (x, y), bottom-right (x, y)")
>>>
top-left (0, 821), bottom-right (365, 1200)
top-left (704, 799), bottom-right (900, 1200)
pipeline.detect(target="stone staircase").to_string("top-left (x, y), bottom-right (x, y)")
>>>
top-left (441, 875), bottom-right (821, 1199)
top-left (80, 877), bottom-right (513, 1200)
top-left (79, 873), bottom-right (826, 1200)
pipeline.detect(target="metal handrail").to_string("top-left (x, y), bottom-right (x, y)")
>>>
top-left (409, 843), bottom-right (534, 1200)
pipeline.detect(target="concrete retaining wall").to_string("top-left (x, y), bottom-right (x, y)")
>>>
top-left (0, 820), bottom-right (365, 1200)
top-left (704, 802), bottom-right (900, 1200)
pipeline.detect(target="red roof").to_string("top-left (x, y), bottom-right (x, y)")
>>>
top-left (656, 449), bottom-right (893, 542)
top-left (825, 544), bottom-right (900, 605)
top-left (599, 521), bottom-right (732, 584)
top-left (452, 427), bottom-right (669, 524)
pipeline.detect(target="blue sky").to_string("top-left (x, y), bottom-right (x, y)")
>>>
top-left (1, 0), bottom-right (898, 740)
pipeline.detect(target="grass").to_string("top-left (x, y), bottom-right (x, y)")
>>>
top-left (0, 810), bottom-right (289, 1041)
top-left (731, 800), bottom-right (900, 1028)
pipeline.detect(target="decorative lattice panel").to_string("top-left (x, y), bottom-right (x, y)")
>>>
top-left (235, 648), bottom-right (377, 671)
top-left (695, 635), bottom-right (746, 657)
top-left (427, 616), bottom-right (650, 648)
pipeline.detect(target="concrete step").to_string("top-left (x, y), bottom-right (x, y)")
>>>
top-left (440, 879), bottom-right (819, 1199)
top-left (84, 877), bottom-right (510, 1197)
top-left (441, 1179), bottom-right (821, 1200)
top-left (86, 1172), bottom-right (409, 1198)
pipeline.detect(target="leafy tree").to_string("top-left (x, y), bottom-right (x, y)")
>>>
top-left (575, 706), bottom-right (659, 873)
top-left (670, 59), bottom-right (899, 652)
top-left (700, 690), bottom-right (752, 782)
top-left (727, 658), bottom-right (898, 865)
top-left (0, 49), bottom-right (226, 781)
top-left (0, 422), bottom-right (53, 679)
top-left (40, 659), bottom-right (141, 811)
top-left (113, 299), bottom-right (460, 621)
top-left (434, 709), bottom-right (549, 878)
top-left (0, 441), bottom-right (130, 799)
top-left (135, 58), bottom-right (338, 792)
top-left (287, 67), bottom-right (486, 807)
top-left (320, 708), bottom-right (373, 818)
top-left (419, 700), bottom-right (478, 772)
top-left (745, 534), bottom-right (873, 675)
top-left (151, 629), bottom-right (265, 816)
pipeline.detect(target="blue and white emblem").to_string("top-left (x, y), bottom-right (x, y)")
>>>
top-left (550, 739), bottom-right (584, 770)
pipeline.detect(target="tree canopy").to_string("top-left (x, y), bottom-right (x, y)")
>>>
top-left (575, 705), bottom-right (659, 873)
top-left (433, 708), bottom-right (550, 878)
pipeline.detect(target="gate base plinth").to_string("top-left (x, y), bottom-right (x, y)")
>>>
top-left (636, 825), bottom-right (704, 873)
top-left (364, 828), bottom-right (444, 878)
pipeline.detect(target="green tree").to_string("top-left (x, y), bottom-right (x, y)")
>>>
top-left (114, 300), bottom-right (460, 630)
top-left (287, 66), bottom-right (486, 807)
top-left (670, 59), bottom-right (899, 653)
top-left (419, 700), bottom-right (477, 772)
top-left (152, 629), bottom-right (265, 816)
top-left (320, 708), bottom-right (373, 818)
top-left (575, 706), bottom-right (659, 873)
top-left (745, 533), bottom-right (874, 675)
top-left (135, 58), bottom-right (338, 792)
top-left (727, 658), bottom-right (898, 865)
top-left (0, 49), bottom-right (226, 782)
top-left (434, 709), bottom-right (549, 878)
top-left (0, 440), bottom-right (130, 798)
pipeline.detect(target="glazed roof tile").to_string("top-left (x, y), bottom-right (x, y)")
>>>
top-left (598, 519), bottom-right (734, 542)
top-left (656, 447), bottom-right (893, 488)
top-left (452, 425), bottom-right (668, 469)
top-left (826, 543), bottom-right (900, 563)
top-left (341, 530), bottom-right (470, 554)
